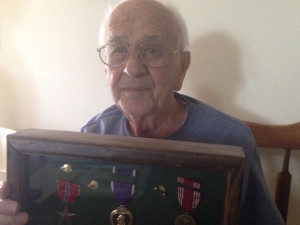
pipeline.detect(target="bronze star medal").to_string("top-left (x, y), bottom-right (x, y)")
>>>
top-left (58, 205), bottom-right (76, 225)
top-left (56, 179), bottom-right (80, 225)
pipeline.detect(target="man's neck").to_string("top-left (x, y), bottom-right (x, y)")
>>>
top-left (126, 98), bottom-right (187, 138)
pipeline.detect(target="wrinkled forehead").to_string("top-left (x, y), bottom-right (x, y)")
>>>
top-left (105, 0), bottom-right (177, 46)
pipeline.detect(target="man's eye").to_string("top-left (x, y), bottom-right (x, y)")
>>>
top-left (146, 48), bottom-right (158, 54)
top-left (143, 45), bottom-right (162, 56)
top-left (111, 46), bottom-right (128, 54)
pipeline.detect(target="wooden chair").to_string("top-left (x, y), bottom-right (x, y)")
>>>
top-left (244, 121), bottom-right (300, 223)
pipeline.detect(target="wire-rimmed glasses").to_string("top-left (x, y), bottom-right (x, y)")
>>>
top-left (97, 43), bottom-right (180, 68)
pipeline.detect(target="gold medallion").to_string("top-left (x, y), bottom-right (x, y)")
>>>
top-left (110, 205), bottom-right (133, 225)
top-left (175, 213), bottom-right (197, 225)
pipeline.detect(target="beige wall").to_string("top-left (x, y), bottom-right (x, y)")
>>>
top-left (0, 0), bottom-right (299, 224)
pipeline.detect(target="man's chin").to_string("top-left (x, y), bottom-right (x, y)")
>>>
top-left (119, 103), bottom-right (153, 119)
top-left (121, 88), bottom-right (152, 98)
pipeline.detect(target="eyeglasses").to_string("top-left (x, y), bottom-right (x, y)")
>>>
top-left (97, 43), bottom-right (180, 68)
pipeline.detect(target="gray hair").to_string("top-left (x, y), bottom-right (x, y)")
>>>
top-left (98, 0), bottom-right (190, 50)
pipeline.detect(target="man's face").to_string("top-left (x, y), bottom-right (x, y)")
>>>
top-left (104, 1), bottom-right (189, 119)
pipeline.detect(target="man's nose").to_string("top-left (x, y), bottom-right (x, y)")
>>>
top-left (123, 48), bottom-right (147, 77)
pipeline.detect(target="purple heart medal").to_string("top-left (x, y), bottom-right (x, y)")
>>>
top-left (110, 166), bottom-right (136, 225)
top-left (175, 176), bottom-right (201, 225)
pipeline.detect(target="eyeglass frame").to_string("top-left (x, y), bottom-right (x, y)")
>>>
top-left (96, 43), bottom-right (181, 68)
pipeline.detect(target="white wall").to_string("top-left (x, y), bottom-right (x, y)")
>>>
top-left (0, 0), bottom-right (299, 224)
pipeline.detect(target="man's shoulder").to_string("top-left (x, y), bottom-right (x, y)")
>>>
top-left (80, 105), bottom-right (124, 133)
top-left (181, 93), bottom-right (249, 129)
top-left (175, 93), bottom-right (254, 146)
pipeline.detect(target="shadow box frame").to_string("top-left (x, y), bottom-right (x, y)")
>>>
top-left (7, 129), bottom-right (245, 225)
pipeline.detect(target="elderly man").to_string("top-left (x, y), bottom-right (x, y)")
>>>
top-left (0, 0), bottom-right (284, 225)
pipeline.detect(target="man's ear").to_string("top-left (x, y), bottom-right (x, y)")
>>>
top-left (104, 66), bottom-right (109, 75)
top-left (104, 67), bottom-right (110, 84)
top-left (174, 51), bottom-right (191, 91)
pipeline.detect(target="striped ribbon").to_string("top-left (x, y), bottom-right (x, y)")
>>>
top-left (177, 176), bottom-right (201, 212)
top-left (111, 166), bottom-right (136, 205)
top-left (177, 176), bottom-right (201, 190)
top-left (57, 179), bottom-right (80, 204)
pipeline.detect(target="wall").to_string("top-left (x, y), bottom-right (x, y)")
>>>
top-left (0, 0), bottom-right (299, 224)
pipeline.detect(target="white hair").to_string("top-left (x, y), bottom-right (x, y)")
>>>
top-left (98, 0), bottom-right (190, 50)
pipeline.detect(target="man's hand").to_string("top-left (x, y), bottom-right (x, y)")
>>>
top-left (0, 181), bottom-right (28, 225)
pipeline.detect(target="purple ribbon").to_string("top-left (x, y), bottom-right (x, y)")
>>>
top-left (112, 167), bottom-right (136, 177)
top-left (111, 181), bottom-right (135, 205)
top-left (111, 166), bottom-right (136, 205)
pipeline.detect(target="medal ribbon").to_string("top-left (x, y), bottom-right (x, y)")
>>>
top-left (111, 181), bottom-right (135, 205)
top-left (177, 187), bottom-right (201, 212)
top-left (177, 176), bottom-right (201, 212)
top-left (57, 179), bottom-right (80, 204)
top-left (177, 176), bottom-right (201, 190)
top-left (111, 166), bottom-right (136, 205)
top-left (113, 166), bottom-right (136, 177)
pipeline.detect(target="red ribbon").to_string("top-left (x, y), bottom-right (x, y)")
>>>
top-left (177, 176), bottom-right (201, 212)
top-left (177, 187), bottom-right (201, 212)
top-left (177, 176), bottom-right (201, 190)
top-left (57, 179), bottom-right (80, 204)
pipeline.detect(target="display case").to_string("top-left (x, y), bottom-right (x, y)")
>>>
top-left (7, 129), bottom-right (245, 225)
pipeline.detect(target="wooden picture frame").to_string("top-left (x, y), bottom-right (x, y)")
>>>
top-left (7, 129), bottom-right (245, 225)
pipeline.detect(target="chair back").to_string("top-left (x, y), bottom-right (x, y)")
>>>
top-left (244, 121), bottom-right (300, 223)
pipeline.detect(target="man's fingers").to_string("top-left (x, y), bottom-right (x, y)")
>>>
top-left (0, 199), bottom-right (20, 214)
top-left (0, 181), bottom-right (9, 199)
top-left (0, 181), bottom-right (28, 225)
top-left (0, 212), bottom-right (29, 225)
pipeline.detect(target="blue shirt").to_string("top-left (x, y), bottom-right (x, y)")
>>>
top-left (81, 93), bottom-right (284, 225)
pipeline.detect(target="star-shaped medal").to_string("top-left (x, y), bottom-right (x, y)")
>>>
top-left (57, 205), bottom-right (76, 225)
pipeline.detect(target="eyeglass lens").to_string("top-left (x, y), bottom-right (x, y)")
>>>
top-left (99, 44), bottom-right (170, 67)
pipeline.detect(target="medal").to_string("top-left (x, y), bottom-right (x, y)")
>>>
top-left (57, 205), bottom-right (76, 225)
top-left (57, 179), bottom-right (80, 225)
top-left (110, 166), bottom-right (136, 225)
top-left (175, 213), bottom-right (197, 225)
top-left (175, 176), bottom-right (201, 225)
top-left (110, 205), bottom-right (133, 225)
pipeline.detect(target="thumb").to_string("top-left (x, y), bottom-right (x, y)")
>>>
top-left (0, 181), bottom-right (10, 199)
